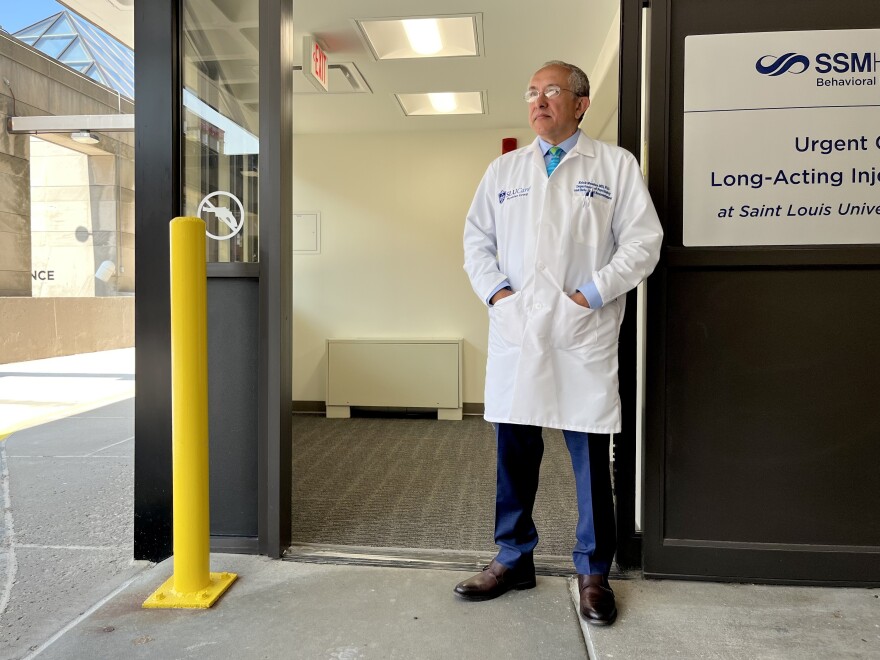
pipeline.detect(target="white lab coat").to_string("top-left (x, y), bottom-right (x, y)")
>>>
top-left (463, 132), bottom-right (663, 433)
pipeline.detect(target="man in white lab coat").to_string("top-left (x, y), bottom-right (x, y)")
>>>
top-left (457, 61), bottom-right (663, 625)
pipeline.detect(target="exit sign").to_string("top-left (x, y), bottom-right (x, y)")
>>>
top-left (305, 37), bottom-right (328, 91)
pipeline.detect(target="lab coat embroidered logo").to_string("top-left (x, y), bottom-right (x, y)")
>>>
top-left (574, 181), bottom-right (613, 201)
top-left (498, 187), bottom-right (531, 204)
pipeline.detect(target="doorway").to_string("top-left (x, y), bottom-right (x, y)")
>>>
top-left (131, 0), bottom-right (643, 567)
top-left (288, 0), bottom-right (627, 571)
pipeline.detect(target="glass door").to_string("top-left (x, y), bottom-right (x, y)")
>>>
top-left (181, 0), bottom-right (259, 264)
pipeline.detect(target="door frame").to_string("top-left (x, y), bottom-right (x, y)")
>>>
top-left (613, 0), bottom-right (650, 570)
top-left (133, 0), bottom-right (293, 562)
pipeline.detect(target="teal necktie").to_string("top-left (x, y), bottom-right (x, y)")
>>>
top-left (546, 146), bottom-right (564, 176)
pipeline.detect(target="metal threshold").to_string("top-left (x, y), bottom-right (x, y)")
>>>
top-left (283, 543), bottom-right (633, 579)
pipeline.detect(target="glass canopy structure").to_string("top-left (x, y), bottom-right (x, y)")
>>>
top-left (13, 11), bottom-right (133, 99)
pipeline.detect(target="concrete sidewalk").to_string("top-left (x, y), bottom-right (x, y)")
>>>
top-left (1, 350), bottom-right (878, 659)
top-left (24, 553), bottom-right (880, 660)
top-left (0, 348), bottom-right (135, 439)
top-left (573, 577), bottom-right (879, 659)
top-left (1, 350), bottom-right (139, 658)
top-left (30, 555), bottom-right (588, 659)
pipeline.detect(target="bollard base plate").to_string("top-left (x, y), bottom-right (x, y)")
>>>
top-left (143, 571), bottom-right (238, 609)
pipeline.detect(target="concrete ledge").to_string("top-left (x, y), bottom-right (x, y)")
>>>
top-left (1, 33), bottom-right (135, 117)
top-left (0, 296), bottom-right (133, 363)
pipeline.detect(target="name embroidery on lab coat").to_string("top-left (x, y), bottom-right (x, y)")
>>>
top-left (498, 186), bottom-right (531, 204)
top-left (574, 180), bottom-right (613, 201)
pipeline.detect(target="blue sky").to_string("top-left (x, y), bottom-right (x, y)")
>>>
top-left (0, 0), bottom-right (64, 34)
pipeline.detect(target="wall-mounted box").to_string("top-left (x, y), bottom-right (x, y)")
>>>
top-left (293, 212), bottom-right (320, 253)
top-left (326, 338), bottom-right (463, 420)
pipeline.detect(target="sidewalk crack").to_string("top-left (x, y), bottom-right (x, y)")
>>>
top-left (0, 444), bottom-right (19, 619)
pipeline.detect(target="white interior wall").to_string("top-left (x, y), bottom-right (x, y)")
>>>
top-left (292, 128), bottom-right (534, 404)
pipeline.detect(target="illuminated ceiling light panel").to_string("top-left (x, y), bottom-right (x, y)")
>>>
top-left (396, 92), bottom-right (485, 116)
top-left (403, 19), bottom-right (442, 55)
top-left (428, 93), bottom-right (457, 113)
top-left (356, 15), bottom-right (480, 60)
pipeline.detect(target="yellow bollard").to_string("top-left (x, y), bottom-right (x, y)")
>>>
top-left (143, 217), bottom-right (237, 609)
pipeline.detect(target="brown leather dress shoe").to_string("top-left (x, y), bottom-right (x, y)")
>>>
top-left (577, 574), bottom-right (617, 625)
top-left (453, 559), bottom-right (537, 601)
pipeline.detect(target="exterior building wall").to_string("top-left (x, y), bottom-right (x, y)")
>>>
top-left (30, 139), bottom-right (94, 296)
top-left (0, 80), bottom-right (31, 296)
top-left (0, 31), bottom-right (135, 360)
top-left (0, 296), bottom-right (134, 363)
top-left (29, 140), bottom-right (135, 297)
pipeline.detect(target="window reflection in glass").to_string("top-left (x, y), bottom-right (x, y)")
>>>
top-left (181, 0), bottom-right (259, 263)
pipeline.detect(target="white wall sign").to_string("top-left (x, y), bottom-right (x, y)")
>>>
top-left (198, 191), bottom-right (245, 241)
top-left (683, 29), bottom-right (880, 246)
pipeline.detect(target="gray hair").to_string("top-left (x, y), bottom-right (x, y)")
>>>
top-left (541, 60), bottom-right (591, 99)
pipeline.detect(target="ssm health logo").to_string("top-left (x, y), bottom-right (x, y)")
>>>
top-left (756, 51), bottom-right (878, 76)
top-left (755, 52), bottom-right (810, 76)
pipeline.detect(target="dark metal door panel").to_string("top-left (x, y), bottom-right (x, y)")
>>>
top-left (208, 276), bottom-right (259, 541)
top-left (665, 268), bottom-right (880, 546)
top-left (643, 0), bottom-right (880, 584)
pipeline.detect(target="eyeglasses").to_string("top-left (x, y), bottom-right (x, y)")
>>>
top-left (523, 85), bottom-right (579, 103)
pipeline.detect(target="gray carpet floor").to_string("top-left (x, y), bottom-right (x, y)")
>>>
top-left (291, 414), bottom-right (583, 559)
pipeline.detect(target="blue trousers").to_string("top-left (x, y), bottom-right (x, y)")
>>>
top-left (493, 423), bottom-right (616, 575)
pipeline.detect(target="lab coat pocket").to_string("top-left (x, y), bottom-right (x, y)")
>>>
top-left (550, 292), bottom-right (598, 351)
top-left (488, 292), bottom-right (525, 349)
top-left (570, 194), bottom-right (612, 245)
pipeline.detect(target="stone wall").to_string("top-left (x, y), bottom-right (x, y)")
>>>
top-left (0, 32), bottom-right (135, 298)
top-left (29, 139), bottom-right (136, 296)
top-left (0, 81), bottom-right (31, 296)
top-left (0, 296), bottom-right (134, 364)
top-left (0, 31), bottom-right (135, 360)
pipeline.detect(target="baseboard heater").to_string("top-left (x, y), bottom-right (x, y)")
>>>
top-left (325, 338), bottom-right (463, 420)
